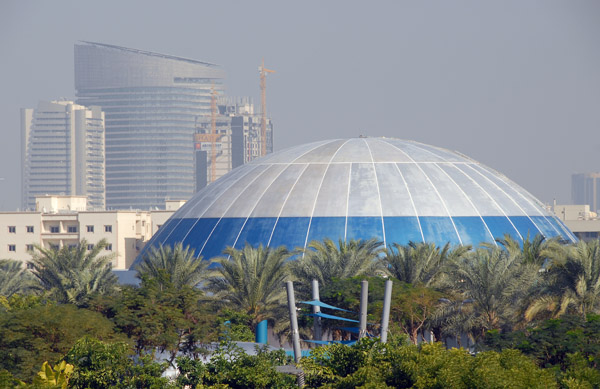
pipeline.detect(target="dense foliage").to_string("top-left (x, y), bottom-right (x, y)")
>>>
top-left (3, 236), bottom-right (600, 387)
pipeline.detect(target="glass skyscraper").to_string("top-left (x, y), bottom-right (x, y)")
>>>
top-left (75, 41), bottom-right (225, 210)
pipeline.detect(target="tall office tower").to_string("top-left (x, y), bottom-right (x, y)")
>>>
top-left (74, 42), bottom-right (226, 210)
top-left (572, 173), bottom-right (600, 212)
top-left (21, 100), bottom-right (106, 210)
top-left (194, 98), bottom-right (273, 190)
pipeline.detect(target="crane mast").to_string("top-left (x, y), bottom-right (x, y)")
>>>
top-left (258, 58), bottom-right (275, 157)
top-left (210, 84), bottom-right (217, 183)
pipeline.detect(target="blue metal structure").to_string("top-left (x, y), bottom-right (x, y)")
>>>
top-left (132, 137), bottom-right (575, 267)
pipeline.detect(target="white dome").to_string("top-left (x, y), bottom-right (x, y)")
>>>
top-left (133, 138), bottom-right (575, 266)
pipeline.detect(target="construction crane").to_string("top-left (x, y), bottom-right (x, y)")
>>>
top-left (259, 58), bottom-right (275, 157)
top-left (210, 84), bottom-right (217, 183)
top-left (194, 85), bottom-right (220, 185)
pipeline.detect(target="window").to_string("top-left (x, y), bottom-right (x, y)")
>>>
top-left (26, 244), bottom-right (34, 252)
top-left (8, 244), bottom-right (15, 252)
top-left (105, 244), bottom-right (112, 251)
top-left (68, 226), bottom-right (77, 233)
top-left (26, 262), bottom-right (34, 269)
top-left (49, 243), bottom-right (59, 250)
top-left (87, 244), bottom-right (94, 251)
top-left (68, 244), bottom-right (77, 249)
top-left (8, 226), bottom-right (15, 233)
top-left (87, 225), bottom-right (94, 233)
top-left (26, 226), bottom-right (34, 233)
top-left (104, 225), bottom-right (112, 233)
top-left (50, 226), bottom-right (59, 233)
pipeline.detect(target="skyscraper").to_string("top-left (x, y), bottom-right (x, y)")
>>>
top-left (572, 173), bottom-right (600, 212)
top-left (194, 98), bottom-right (273, 190)
top-left (21, 100), bottom-right (106, 210)
top-left (74, 41), bottom-right (226, 210)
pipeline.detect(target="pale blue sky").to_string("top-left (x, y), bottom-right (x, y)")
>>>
top-left (1, 0), bottom-right (599, 210)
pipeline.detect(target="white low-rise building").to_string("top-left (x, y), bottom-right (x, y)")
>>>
top-left (0, 196), bottom-right (181, 270)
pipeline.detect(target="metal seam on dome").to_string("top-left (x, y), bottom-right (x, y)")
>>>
top-left (228, 140), bottom-right (338, 250)
top-left (156, 163), bottom-right (263, 253)
top-left (344, 163), bottom-right (352, 241)
top-left (392, 162), bottom-right (425, 243)
top-left (266, 163), bottom-right (310, 247)
top-left (198, 165), bottom-right (275, 257)
top-left (196, 140), bottom-right (334, 257)
top-left (230, 164), bottom-right (292, 251)
top-left (371, 140), bottom-right (424, 242)
top-left (402, 142), bottom-right (497, 246)
top-left (449, 163), bottom-right (524, 242)
top-left (476, 165), bottom-right (565, 239)
top-left (364, 139), bottom-right (387, 248)
top-left (249, 161), bottom-right (475, 165)
top-left (259, 140), bottom-right (343, 248)
top-left (433, 163), bottom-right (497, 246)
top-left (382, 139), bottom-right (463, 246)
top-left (303, 139), bottom-right (353, 253)
top-left (464, 164), bottom-right (546, 239)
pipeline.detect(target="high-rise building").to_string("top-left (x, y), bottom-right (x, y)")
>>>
top-left (74, 41), bottom-right (226, 210)
top-left (194, 98), bottom-right (273, 190)
top-left (21, 100), bottom-right (106, 210)
top-left (572, 173), bottom-right (600, 212)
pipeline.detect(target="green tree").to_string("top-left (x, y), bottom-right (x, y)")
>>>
top-left (290, 238), bottom-right (384, 298)
top-left (64, 336), bottom-right (171, 389)
top-left (319, 277), bottom-right (444, 344)
top-left (29, 239), bottom-right (118, 306)
top-left (438, 246), bottom-right (537, 340)
top-left (31, 361), bottom-right (73, 389)
top-left (207, 244), bottom-right (291, 330)
top-left (135, 243), bottom-right (208, 289)
top-left (384, 242), bottom-right (469, 287)
top-left (526, 239), bottom-right (600, 321)
top-left (0, 259), bottom-right (37, 297)
top-left (495, 233), bottom-right (565, 266)
top-left (0, 304), bottom-right (123, 382)
top-left (97, 279), bottom-right (217, 363)
top-left (198, 341), bottom-right (295, 388)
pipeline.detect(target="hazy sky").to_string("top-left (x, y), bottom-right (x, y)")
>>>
top-left (1, 1), bottom-right (599, 211)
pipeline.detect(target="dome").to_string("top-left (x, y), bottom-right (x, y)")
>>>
top-left (133, 138), bottom-right (575, 267)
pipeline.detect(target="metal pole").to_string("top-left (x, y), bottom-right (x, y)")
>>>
top-left (359, 280), bottom-right (368, 339)
top-left (312, 279), bottom-right (322, 341)
top-left (380, 279), bottom-right (393, 343)
top-left (286, 281), bottom-right (302, 363)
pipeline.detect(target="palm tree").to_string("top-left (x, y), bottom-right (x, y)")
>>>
top-left (495, 233), bottom-right (565, 267)
top-left (526, 239), bottom-right (600, 321)
top-left (206, 244), bottom-right (291, 330)
top-left (0, 259), bottom-right (36, 297)
top-left (384, 242), bottom-right (470, 287)
top-left (29, 239), bottom-right (118, 306)
top-left (135, 243), bottom-right (207, 289)
top-left (438, 246), bottom-right (537, 340)
top-left (289, 238), bottom-right (384, 297)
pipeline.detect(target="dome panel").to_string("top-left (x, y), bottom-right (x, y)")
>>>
top-left (376, 163), bottom-right (418, 217)
top-left (293, 139), bottom-right (347, 164)
top-left (330, 139), bottom-right (373, 163)
top-left (279, 164), bottom-right (328, 217)
top-left (312, 163), bottom-right (350, 217)
top-left (132, 137), bottom-right (575, 267)
top-left (250, 164), bottom-right (307, 218)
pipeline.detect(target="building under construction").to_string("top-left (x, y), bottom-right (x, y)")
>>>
top-left (194, 97), bottom-right (273, 191)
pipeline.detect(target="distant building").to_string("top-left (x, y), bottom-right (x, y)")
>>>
top-left (552, 203), bottom-right (600, 241)
top-left (572, 173), bottom-right (600, 213)
top-left (74, 41), bottom-right (226, 210)
top-left (0, 195), bottom-right (180, 270)
top-left (21, 100), bottom-right (105, 211)
top-left (194, 98), bottom-right (273, 190)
